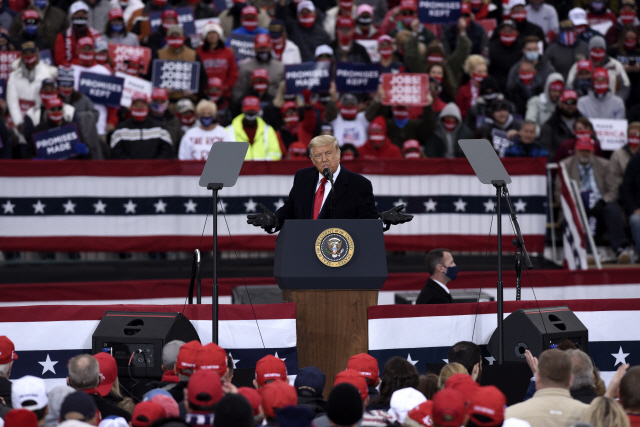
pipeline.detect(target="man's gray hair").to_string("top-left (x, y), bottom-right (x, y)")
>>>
top-left (567, 349), bottom-right (594, 390)
top-left (68, 354), bottom-right (100, 390)
top-left (308, 135), bottom-right (340, 157)
top-left (0, 362), bottom-right (11, 378)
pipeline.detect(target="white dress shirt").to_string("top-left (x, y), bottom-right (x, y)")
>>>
top-left (432, 278), bottom-right (450, 294)
top-left (314, 164), bottom-right (341, 216)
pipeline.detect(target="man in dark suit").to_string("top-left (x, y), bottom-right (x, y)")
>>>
top-left (246, 135), bottom-right (412, 230)
top-left (416, 248), bottom-right (457, 304)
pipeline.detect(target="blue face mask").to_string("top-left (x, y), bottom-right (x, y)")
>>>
top-left (445, 264), bottom-right (458, 281)
top-left (200, 116), bottom-right (216, 127)
top-left (524, 51), bottom-right (539, 62)
top-left (393, 117), bottom-right (409, 129)
top-left (25, 24), bottom-right (38, 35)
top-left (111, 23), bottom-right (124, 33)
top-left (33, 0), bottom-right (47, 9)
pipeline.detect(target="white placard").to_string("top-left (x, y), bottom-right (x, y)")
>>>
top-left (591, 118), bottom-right (628, 151)
top-left (115, 72), bottom-right (153, 108)
top-left (356, 39), bottom-right (380, 63)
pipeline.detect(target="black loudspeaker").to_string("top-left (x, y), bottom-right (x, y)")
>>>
top-left (488, 306), bottom-right (588, 362)
top-left (92, 311), bottom-right (200, 378)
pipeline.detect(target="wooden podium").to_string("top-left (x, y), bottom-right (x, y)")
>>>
top-left (274, 220), bottom-right (387, 397)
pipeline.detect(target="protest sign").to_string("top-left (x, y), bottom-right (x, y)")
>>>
top-left (591, 118), bottom-right (628, 151)
top-left (491, 128), bottom-right (512, 157)
top-left (418, 0), bottom-right (461, 24)
top-left (78, 72), bottom-right (124, 107)
top-left (149, 7), bottom-right (196, 34)
top-left (115, 72), bottom-right (153, 108)
top-left (0, 51), bottom-right (21, 80)
top-left (152, 60), bottom-right (200, 92)
top-left (34, 124), bottom-right (83, 160)
top-left (284, 62), bottom-right (331, 94)
top-left (381, 73), bottom-right (429, 106)
top-left (108, 44), bottom-right (152, 74)
top-left (228, 33), bottom-right (256, 62)
top-left (356, 40), bottom-right (380, 63)
top-left (335, 62), bottom-right (380, 93)
top-left (39, 49), bottom-right (53, 65)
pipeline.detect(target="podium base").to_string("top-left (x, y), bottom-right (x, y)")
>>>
top-left (282, 289), bottom-right (378, 398)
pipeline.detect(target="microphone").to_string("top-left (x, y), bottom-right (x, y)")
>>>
top-left (322, 168), bottom-right (333, 182)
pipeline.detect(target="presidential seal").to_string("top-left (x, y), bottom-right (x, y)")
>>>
top-left (315, 228), bottom-right (355, 267)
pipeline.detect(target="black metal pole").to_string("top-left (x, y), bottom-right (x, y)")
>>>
top-left (496, 184), bottom-right (503, 365)
top-left (208, 184), bottom-right (223, 344)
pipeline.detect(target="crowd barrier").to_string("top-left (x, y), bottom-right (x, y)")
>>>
top-left (0, 158), bottom-right (547, 252)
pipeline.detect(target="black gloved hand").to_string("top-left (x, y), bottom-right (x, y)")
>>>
top-left (380, 204), bottom-right (414, 229)
top-left (247, 203), bottom-right (278, 231)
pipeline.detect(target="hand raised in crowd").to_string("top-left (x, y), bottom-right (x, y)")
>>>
top-left (605, 363), bottom-right (629, 399)
top-left (524, 349), bottom-right (538, 374)
top-left (457, 17), bottom-right (467, 33)
top-left (507, 129), bottom-right (519, 140)
top-left (410, 18), bottom-right (421, 33)
top-left (329, 82), bottom-right (338, 102)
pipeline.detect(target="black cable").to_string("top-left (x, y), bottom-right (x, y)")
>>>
top-left (182, 197), bottom-right (214, 314)
top-left (471, 210), bottom-right (494, 342)
top-left (218, 198), bottom-right (267, 351)
top-left (126, 352), bottom-right (141, 402)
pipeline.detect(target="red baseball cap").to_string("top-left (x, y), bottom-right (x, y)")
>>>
top-left (77, 37), bottom-right (94, 48)
top-left (378, 34), bottom-right (393, 44)
top-left (44, 97), bottom-right (63, 109)
top-left (432, 389), bottom-right (467, 427)
top-left (258, 379), bottom-right (298, 418)
top-left (0, 336), bottom-right (18, 365)
top-left (241, 5), bottom-right (258, 16)
top-left (4, 409), bottom-right (38, 427)
top-left (254, 33), bottom-right (272, 48)
top-left (251, 68), bottom-right (269, 82)
top-left (238, 387), bottom-right (262, 416)
top-left (346, 353), bottom-right (379, 386)
top-left (444, 373), bottom-right (480, 403)
top-left (94, 352), bottom-right (118, 397)
top-left (548, 80), bottom-right (564, 92)
top-left (560, 89), bottom-right (578, 103)
top-left (577, 59), bottom-right (593, 73)
top-left (461, 1), bottom-right (472, 14)
top-left (108, 8), bottom-right (124, 20)
top-left (281, 100), bottom-right (297, 114)
top-left (288, 142), bottom-right (308, 157)
top-left (593, 66), bottom-right (608, 80)
top-left (255, 354), bottom-right (287, 386)
top-left (131, 92), bottom-right (149, 104)
top-left (575, 137), bottom-right (595, 151)
top-left (194, 342), bottom-right (228, 377)
top-left (400, 0), bottom-right (417, 11)
top-left (407, 401), bottom-right (434, 427)
top-left (161, 9), bottom-right (178, 20)
top-left (336, 16), bottom-right (355, 29)
top-left (207, 77), bottom-right (223, 89)
top-left (22, 9), bottom-right (40, 21)
top-left (151, 87), bottom-right (168, 101)
top-left (131, 401), bottom-right (166, 427)
top-left (175, 340), bottom-right (202, 376)
top-left (187, 370), bottom-right (223, 409)
top-left (242, 96), bottom-right (261, 114)
top-left (467, 386), bottom-right (506, 427)
top-left (333, 369), bottom-right (368, 401)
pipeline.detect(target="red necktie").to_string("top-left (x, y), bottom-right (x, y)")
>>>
top-left (312, 177), bottom-right (328, 220)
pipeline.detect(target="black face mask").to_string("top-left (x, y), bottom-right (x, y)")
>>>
top-left (256, 51), bottom-right (271, 63)
top-left (561, 107), bottom-right (578, 118)
top-left (356, 16), bottom-right (373, 25)
top-left (72, 18), bottom-right (88, 27)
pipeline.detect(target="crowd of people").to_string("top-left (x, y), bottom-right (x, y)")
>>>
top-left (1, 0), bottom-right (640, 258)
top-left (0, 335), bottom-right (638, 427)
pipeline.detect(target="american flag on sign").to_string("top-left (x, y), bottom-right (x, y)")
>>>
top-left (558, 163), bottom-right (588, 270)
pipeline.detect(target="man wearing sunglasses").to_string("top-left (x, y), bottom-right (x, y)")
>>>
top-left (540, 89), bottom-right (583, 159)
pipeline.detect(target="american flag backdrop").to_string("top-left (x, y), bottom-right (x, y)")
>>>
top-left (0, 159), bottom-right (547, 252)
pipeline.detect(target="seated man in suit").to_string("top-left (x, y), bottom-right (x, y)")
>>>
top-left (246, 135), bottom-right (412, 230)
top-left (416, 248), bottom-right (457, 304)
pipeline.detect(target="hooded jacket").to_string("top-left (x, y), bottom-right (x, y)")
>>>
top-left (577, 90), bottom-right (626, 119)
top-left (526, 72), bottom-right (564, 134)
top-left (6, 58), bottom-right (58, 127)
top-left (506, 56), bottom-right (556, 95)
top-left (566, 55), bottom-right (631, 101)
top-left (357, 116), bottom-right (402, 159)
top-left (424, 102), bottom-right (474, 158)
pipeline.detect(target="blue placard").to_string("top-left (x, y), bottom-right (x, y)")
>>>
top-left (285, 62), bottom-right (331, 94)
top-left (39, 49), bottom-right (53, 65)
top-left (78, 72), bottom-right (124, 107)
top-left (0, 79), bottom-right (5, 100)
top-left (34, 124), bottom-right (83, 160)
top-left (418, 0), bottom-right (461, 24)
top-left (214, 0), bottom-right (232, 13)
top-left (151, 60), bottom-right (200, 92)
top-left (335, 62), bottom-right (380, 94)
top-left (149, 7), bottom-right (196, 34)
top-left (227, 33), bottom-right (256, 62)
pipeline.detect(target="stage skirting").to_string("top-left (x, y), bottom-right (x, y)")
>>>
top-left (2, 269), bottom-right (640, 307)
top-left (0, 159), bottom-right (547, 252)
top-left (2, 298), bottom-right (639, 392)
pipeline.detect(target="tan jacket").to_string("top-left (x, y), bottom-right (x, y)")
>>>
top-left (505, 388), bottom-right (588, 427)
top-left (554, 155), bottom-right (617, 204)
top-left (609, 147), bottom-right (634, 200)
